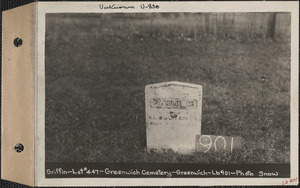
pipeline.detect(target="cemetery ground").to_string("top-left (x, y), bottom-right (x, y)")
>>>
top-left (45, 14), bottom-right (290, 164)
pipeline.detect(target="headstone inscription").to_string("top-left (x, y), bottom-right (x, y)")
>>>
top-left (145, 81), bottom-right (202, 154)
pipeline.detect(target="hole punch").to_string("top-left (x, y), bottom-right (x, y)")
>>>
top-left (14, 143), bottom-right (24, 153)
top-left (13, 38), bottom-right (23, 47)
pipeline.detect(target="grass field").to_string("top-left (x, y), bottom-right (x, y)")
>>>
top-left (45, 13), bottom-right (290, 163)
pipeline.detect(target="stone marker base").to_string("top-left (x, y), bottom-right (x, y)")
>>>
top-left (146, 146), bottom-right (196, 155)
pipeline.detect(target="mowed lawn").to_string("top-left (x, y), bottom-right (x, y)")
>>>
top-left (45, 14), bottom-right (290, 163)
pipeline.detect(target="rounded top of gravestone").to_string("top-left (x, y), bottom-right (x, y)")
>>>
top-left (145, 81), bottom-right (202, 90)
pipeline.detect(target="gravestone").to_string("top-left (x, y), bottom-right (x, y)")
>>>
top-left (145, 81), bottom-right (202, 154)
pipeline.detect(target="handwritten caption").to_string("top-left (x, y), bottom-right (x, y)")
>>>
top-left (46, 167), bottom-right (280, 178)
top-left (282, 177), bottom-right (298, 185)
top-left (99, 3), bottom-right (160, 10)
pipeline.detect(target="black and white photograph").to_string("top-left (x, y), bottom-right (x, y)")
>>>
top-left (35, 2), bottom-right (298, 186)
top-left (45, 11), bottom-right (291, 163)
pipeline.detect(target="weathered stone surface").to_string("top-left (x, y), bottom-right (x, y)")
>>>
top-left (195, 135), bottom-right (243, 152)
top-left (145, 81), bottom-right (202, 154)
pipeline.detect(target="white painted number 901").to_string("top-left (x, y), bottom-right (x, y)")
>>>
top-left (199, 135), bottom-right (233, 153)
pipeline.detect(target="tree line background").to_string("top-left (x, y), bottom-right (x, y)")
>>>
top-left (47, 12), bottom-right (290, 42)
